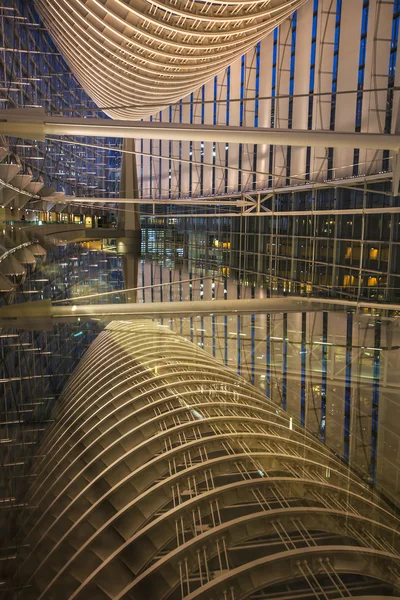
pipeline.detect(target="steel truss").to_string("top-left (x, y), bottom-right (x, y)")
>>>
top-left (15, 321), bottom-right (400, 599)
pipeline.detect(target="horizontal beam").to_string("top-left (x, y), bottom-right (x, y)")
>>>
top-left (140, 206), bottom-right (400, 218)
top-left (1, 109), bottom-right (400, 150)
top-left (0, 296), bottom-right (398, 330)
top-left (47, 196), bottom-right (252, 207)
top-left (36, 172), bottom-right (397, 212)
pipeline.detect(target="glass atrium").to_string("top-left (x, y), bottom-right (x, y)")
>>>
top-left (0, 0), bottom-right (399, 598)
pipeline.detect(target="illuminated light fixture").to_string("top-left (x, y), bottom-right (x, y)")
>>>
top-left (35, 0), bottom-right (306, 119)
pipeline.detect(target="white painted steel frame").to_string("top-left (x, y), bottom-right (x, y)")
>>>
top-left (2, 111), bottom-right (400, 149)
top-left (34, 0), bottom-right (307, 120)
top-left (17, 321), bottom-right (400, 599)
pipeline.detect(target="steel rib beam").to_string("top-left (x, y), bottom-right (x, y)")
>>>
top-left (17, 321), bottom-right (400, 599)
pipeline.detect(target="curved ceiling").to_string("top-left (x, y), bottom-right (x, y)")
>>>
top-left (35, 0), bottom-right (306, 120)
top-left (18, 321), bottom-right (400, 599)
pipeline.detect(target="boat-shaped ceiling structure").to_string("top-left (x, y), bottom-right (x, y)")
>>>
top-left (35, 0), bottom-right (306, 119)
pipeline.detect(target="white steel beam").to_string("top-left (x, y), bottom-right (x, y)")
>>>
top-left (1, 110), bottom-right (400, 150)
top-left (0, 297), bottom-right (398, 328)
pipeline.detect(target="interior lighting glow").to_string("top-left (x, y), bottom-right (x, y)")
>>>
top-left (36, 0), bottom-right (305, 119)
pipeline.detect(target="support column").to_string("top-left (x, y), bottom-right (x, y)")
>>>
top-left (117, 138), bottom-right (141, 254)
